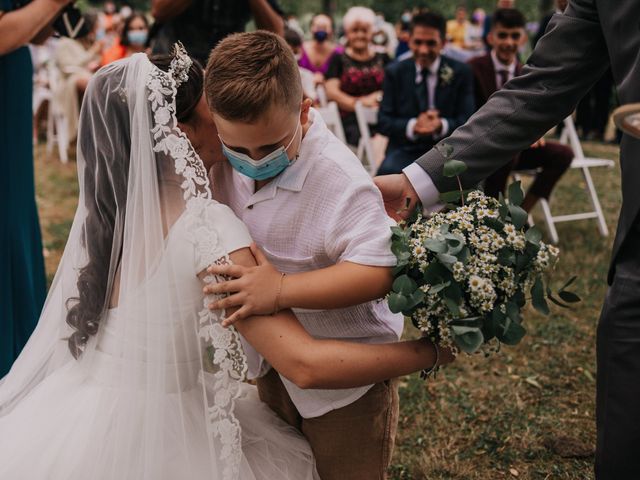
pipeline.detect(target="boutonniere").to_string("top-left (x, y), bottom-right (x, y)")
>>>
top-left (439, 64), bottom-right (454, 86)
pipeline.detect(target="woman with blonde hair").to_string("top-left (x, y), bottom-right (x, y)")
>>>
top-left (325, 6), bottom-right (390, 145)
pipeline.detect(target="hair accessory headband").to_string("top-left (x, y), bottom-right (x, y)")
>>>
top-left (168, 42), bottom-right (193, 88)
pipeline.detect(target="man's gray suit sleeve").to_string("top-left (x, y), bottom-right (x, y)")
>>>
top-left (414, 0), bottom-right (609, 195)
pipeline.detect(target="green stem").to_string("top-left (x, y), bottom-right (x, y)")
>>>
top-left (457, 175), bottom-right (465, 206)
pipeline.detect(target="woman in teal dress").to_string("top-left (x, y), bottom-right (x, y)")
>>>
top-left (0, 0), bottom-right (70, 376)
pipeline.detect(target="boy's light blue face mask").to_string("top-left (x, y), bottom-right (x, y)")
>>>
top-left (219, 120), bottom-right (301, 181)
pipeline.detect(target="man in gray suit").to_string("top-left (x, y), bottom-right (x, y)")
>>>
top-left (375, 1), bottom-right (640, 477)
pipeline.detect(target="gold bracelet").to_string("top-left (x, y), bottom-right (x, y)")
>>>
top-left (273, 273), bottom-right (286, 314)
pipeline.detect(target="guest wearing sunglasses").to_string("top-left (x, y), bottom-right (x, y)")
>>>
top-left (469, 8), bottom-right (573, 212)
top-left (377, 11), bottom-right (474, 175)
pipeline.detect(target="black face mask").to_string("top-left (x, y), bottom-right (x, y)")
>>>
top-left (313, 30), bottom-right (328, 43)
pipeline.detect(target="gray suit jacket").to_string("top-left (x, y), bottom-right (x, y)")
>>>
top-left (415, 0), bottom-right (640, 283)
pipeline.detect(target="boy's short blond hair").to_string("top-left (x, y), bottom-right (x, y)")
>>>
top-left (205, 31), bottom-right (303, 122)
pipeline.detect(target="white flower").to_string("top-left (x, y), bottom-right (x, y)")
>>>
top-left (154, 106), bottom-right (172, 126)
top-left (468, 275), bottom-right (486, 292)
top-left (439, 64), bottom-right (455, 85)
top-left (504, 224), bottom-right (516, 235)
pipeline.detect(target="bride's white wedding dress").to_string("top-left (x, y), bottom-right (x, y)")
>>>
top-left (0, 53), bottom-right (318, 479)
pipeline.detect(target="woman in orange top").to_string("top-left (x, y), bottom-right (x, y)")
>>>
top-left (101, 13), bottom-right (149, 66)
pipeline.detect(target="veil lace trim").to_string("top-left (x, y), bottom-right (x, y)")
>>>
top-left (146, 63), bottom-right (248, 480)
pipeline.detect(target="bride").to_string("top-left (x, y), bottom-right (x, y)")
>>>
top-left (0, 50), bottom-right (448, 479)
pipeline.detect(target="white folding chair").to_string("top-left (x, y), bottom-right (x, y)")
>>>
top-left (317, 101), bottom-right (346, 144)
top-left (316, 84), bottom-right (328, 107)
top-left (45, 62), bottom-right (70, 164)
top-left (515, 115), bottom-right (614, 243)
top-left (354, 101), bottom-right (378, 176)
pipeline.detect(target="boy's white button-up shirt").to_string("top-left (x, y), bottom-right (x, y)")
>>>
top-left (213, 109), bottom-right (404, 418)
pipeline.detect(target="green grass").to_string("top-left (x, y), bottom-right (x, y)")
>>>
top-left (35, 139), bottom-right (620, 480)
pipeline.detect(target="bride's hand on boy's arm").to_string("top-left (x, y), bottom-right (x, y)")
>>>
top-left (204, 243), bottom-right (282, 326)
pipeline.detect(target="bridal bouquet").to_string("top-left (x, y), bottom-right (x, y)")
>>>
top-left (388, 146), bottom-right (579, 359)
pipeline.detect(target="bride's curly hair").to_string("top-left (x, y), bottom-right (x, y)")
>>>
top-left (65, 54), bottom-right (204, 358)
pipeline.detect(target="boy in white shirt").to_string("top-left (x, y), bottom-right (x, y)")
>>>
top-left (203, 31), bottom-right (423, 480)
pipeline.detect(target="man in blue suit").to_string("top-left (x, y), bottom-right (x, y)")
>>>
top-left (376, 11), bottom-right (474, 175)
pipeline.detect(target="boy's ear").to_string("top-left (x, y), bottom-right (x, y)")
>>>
top-left (300, 97), bottom-right (313, 124)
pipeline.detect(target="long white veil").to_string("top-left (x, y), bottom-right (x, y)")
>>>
top-left (0, 53), bottom-right (315, 480)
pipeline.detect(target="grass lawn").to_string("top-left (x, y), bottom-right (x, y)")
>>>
top-left (34, 139), bottom-right (621, 480)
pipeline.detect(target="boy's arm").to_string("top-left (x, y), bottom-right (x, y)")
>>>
top-left (204, 243), bottom-right (392, 326)
top-left (202, 247), bottom-right (453, 390)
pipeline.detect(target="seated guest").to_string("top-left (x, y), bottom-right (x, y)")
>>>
top-left (101, 12), bottom-right (150, 66)
top-left (471, 8), bottom-right (573, 212)
top-left (284, 28), bottom-right (316, 101)
top-left (298, 13), bottom-right (343, 86)
top-left (446, 5), bottom-right (470, 49)
top-left (325, 7), bottom-right (390, 145)
top-left (377, 11), bottom-right (474, 175)
top-left (53, 13), bottom-right (102, 142)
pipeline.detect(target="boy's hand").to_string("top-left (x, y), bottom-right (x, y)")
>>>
top-left (204, 243), bottom-right (283, 326)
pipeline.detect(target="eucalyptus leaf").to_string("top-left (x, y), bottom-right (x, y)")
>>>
top-left (457, 246), bottom-right (471, 263)
top-left (507, 181), bottom-right (524, 206)
top-left (452, 326), bottom-right (484, 354)
top-left (525, 226), bottom-right (542, 245)
top-left (440, 190), bottom-right (466, 204)
top-left (547, 293), bottom-right (571, 309)
top-left (392, 275), bottom-right (418, 295)
top-left (444, 234), bottom-right (465, 255)
top-left (405, 289), bottom-right (426, 311)
top-left (531, 276), bottom-right (550, 315)
top-left (392, 264), bottom-right (406, 276)
top-left (437, 253), bottom-right (458, 271)
top-left (558, 290), bottom-right (581, 303)
top-left (391, 240), bottom-right (408, 257)
top-left (512, 290), bottom-right (526, 308)
top-left (443, 159), bottom-right (468, 178)
top-left (424, 238), bottom-right (447, 253)
top-left (515, 253), bottom-right (530, 272)
top-left (500, 320), bottom-right (526, 345)
top-left (508, 204), bottom-right (528, 229)
top-left (423, 262), bottom-right (450, 284)
top-left (390, 226), bottom-right (407, 237)
top-left (505, 301), bottom-right (521, 323)
top-left (498, 249), bottom-right (516, 266)
top-left (444, 297), bottom-right (461, 317)
top-left (445, 282), bottom-right (463, 303)
top-left (484, 217), bottom-right (505, 231)
top-left (429, 281), bottom-right (451, 294)
top-left (387, 292), bottom-right (408, 313)
top-left (484, 309), bottom-right (504, 340)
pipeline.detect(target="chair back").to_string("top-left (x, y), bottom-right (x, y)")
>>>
top-left (316, 84), bottom-right (328, 107)
top-left (317, 102), bottom-right (346, 143)
top-left (354, 102), bottom-right (378, 175)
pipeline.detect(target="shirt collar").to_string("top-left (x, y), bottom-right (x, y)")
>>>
top-left (415, 56), bottom-right (441, 83)
top-left (490, 50), bottom-right (516, 76)
top-left (240, 108), bottom-right (325, 208)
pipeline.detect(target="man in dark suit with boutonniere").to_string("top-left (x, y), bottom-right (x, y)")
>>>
top-left (375, 1), bottom-right (640, 476)
top-left (376, 11), bottom-right (474, 176)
